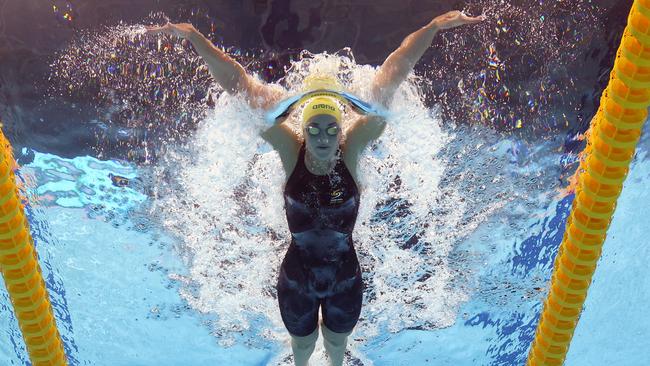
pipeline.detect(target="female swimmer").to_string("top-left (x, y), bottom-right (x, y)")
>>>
top-left (146, 10), bottom-right (484, 365)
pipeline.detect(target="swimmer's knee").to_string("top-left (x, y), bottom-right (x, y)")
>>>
top-left (322, 320), bottom-right (357, 334)
top-left (320, 321), bottom-right (351, 366)
top-left (290, 326), bottom-right (319, 347)
top-left (321, 320), bottom-right (353, 338)
top-left (290, 327), bottom-right (319, 366)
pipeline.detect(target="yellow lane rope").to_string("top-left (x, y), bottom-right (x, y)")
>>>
top-left (527, 1), bottom-right (650, 365)
top-left (0, 128), bottom-right (68, 366)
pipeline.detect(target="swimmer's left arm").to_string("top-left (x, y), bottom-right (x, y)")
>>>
top-left (344, 11), bottom-right (484, 164)
top-left (370, 11), bottom-right (485, 108)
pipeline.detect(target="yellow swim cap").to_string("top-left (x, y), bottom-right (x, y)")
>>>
top-left (302, 96), bottom-right (342, 125)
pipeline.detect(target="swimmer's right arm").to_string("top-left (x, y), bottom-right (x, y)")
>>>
top-left (145, 22), bottom-right (284, 110)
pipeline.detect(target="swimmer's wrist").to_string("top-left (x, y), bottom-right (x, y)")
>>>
top-left (187, 28), bottom-right (201, 43)
top-left (427, 20), bottom-right (440, 33)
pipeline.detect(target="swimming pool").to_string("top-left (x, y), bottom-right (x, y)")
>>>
top-left (1, 1), bottom-right (649, 365)
top-left (2, 123), bottom-right (648, 365)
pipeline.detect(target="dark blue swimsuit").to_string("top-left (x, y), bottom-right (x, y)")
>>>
top-left (277, 143), bottom-right (363, 336)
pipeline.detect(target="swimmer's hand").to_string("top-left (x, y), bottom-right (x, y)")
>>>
top-left (145, 22), bottom-right (197, 39)
top-left (431, 10), bottom-right (486, 30)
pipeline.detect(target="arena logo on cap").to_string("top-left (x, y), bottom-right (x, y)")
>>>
top-left (313, 104), bottom-right (336, 111)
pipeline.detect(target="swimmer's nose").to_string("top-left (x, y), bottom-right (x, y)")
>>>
top-left (318, 135), bottom-right (330, 144)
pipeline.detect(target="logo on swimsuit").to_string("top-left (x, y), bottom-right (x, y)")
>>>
top-left (329, 189), bottom-right (344, 204)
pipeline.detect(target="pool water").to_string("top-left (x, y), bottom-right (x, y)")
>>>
top-left (2, 119), bottom-right (648, 365)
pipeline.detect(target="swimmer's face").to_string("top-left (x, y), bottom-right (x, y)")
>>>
top-left (303, 114), bottom-right (341, 161)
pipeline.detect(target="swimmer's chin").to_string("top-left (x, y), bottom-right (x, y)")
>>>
top-left (309, 147), bottom-right (335, 159)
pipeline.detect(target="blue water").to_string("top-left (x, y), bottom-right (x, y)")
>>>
top-left (1, 123), bottom-right (648, 365)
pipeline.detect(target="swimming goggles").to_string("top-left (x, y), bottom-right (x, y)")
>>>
top-left (306, 125), bottom-right (339, 136)
top-left (265, 89), bottom-right (387, 124)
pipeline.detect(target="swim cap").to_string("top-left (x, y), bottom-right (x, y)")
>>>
top-left (302, 96), bottom-right (342, 125)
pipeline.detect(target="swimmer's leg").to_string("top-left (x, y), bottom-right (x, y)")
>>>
top-left (321, 322), bottom-right (352, 366)
top-left (320, 261), bottom-right (363, 366)
top-left (277, 248), bottom-right (321, 365)
top-left (279, 285), bottom-right (320, 365)
top-left (290, 328), bottom-right (319, 366)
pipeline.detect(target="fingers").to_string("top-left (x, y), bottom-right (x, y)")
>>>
top-left (466, 15), bottom-right (486, 24)
top-left (145, 22), bottom-right (172, 35)
top-left (459, 11), bottom-right (479, 19)
top-left (467, 13), bottom-right (487, 21)
top-left (145, 26), bottom-right (165, 34)
top-left (460, 12), bottom-right (486, 24)
top-left (144, 26), bottom-right (162, 34)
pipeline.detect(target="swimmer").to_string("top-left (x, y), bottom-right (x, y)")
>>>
top-left (146, 10), bottom-right (484, 366)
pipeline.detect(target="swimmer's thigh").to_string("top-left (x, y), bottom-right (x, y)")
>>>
top-left (321, 263), bottom-right (363, 333)
top-left (277, 252), bottom-right (320, 337)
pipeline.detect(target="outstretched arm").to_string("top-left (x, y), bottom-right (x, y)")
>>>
top-left (370, 11), bottom-right (485, 107)
top-left (343, 11), bottom-right (484, 170)
top-left (146, 23), bottom-right (284, 110)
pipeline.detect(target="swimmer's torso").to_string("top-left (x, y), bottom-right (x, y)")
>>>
top-left (283, 143), bottom-right (360, 265)
top-left (277, 140), bottom-right (364, 336)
